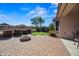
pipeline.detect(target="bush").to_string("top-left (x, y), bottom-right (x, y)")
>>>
top-left (36, 27), bottom-right (40, 32)
top-left (41, 27), bottom-right (49, 32)
top-left (35, 26), bottom-right (49, 32)
top-left (48, 30), bottom-right (57, 37)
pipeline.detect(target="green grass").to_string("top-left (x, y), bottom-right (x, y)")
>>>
top-left (32, 32), bottom-right (48, 36)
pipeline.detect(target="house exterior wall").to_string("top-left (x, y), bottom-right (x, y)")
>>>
top-left (59, 13), bottom-right (79, 39)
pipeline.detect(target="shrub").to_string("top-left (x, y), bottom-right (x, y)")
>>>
top-left (49, 23), bottom-right (55, 32)
top-left (48, 30), bottom-right (57, 37)
top-left (41, 27), bottom-right (49, 32)
top-left (35, 26), bottom-right (49, 32)
top-left (36, 27), bottom-right (40, 32)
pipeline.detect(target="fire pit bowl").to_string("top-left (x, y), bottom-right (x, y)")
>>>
top-left (20, 36), bottom-right (31, 42)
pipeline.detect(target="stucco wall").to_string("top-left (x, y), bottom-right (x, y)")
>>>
top-left (59, 13), bottom-right (79, 39)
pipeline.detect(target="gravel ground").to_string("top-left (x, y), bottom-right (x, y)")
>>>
top-left (0, 35), bottom-right (70, 56)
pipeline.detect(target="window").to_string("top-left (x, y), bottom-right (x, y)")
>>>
top-left (56, 21), bottom-right (59, 31)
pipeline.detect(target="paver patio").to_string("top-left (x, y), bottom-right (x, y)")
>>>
top-left (0, 35), bottom-right (70, 56)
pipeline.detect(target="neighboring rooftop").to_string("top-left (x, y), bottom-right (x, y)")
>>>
top-left (0, 23), bottom-right (31, 30)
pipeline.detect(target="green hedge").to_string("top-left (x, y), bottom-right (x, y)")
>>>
top-left (48, 30), bottom-right (57, 37)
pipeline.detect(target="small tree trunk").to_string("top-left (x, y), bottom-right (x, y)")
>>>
top-left (35, 24), bottom-right (37, 32)
top-left (40, 23), bottom-right (42, 32)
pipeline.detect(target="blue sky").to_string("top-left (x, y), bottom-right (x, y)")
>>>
top-left (0, 3), bottom-right (58, 26)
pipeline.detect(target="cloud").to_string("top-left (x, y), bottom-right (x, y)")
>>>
top-left (0, 13), bottom-right (23, 25)
top-left (0, 12), bottom-right (32, 26)
top-left (24, 6), bottom-right (57, 26)
top-left (25, 6), bottom-right (57, 23)
top-left (20, 8), bottom-right (29, 11)
top-left (0, 4), bottom-right (58, 26)
top-left (51, 3), bottom-right (58, 6)
top-left (48, 3), bottom-right (58, 16)
top-left (26, 6), bottom-right (48, 19)
top-left (49, 3), bottom-right (58, 9)
top-left (0, 14), bottom-right (12, 21)
top-left (53, 9), bottom-right (57, 14)
top-left (53, 3), bottom-right (58, 6)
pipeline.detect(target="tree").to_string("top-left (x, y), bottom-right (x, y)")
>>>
top-left (37, 16), bottom-right (44, 28)
top-left (31, 17), bottom-right (38, 28)
top-left (49, 23), bottom-right (55, 31)
top-left (31, 16), bottom-right (45, 32)
top-left (37, 16), bottom-right (45, 32)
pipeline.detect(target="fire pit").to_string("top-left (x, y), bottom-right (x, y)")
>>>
top-left (20, 36), bottom-right (31, 42)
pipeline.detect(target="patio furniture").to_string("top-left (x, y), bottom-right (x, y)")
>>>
top-left (72, 31), bottom-right (79, 48)
top-left (13, 29), bottom-right (22, 37)
top-left (20, 36), bottom-right (31, 42)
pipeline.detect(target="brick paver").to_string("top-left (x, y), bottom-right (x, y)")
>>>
top-left (0, 36), bottom-right (70, 56)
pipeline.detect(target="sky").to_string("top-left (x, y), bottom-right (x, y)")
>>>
top-left (0, 3), bottom-right (58, 26)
